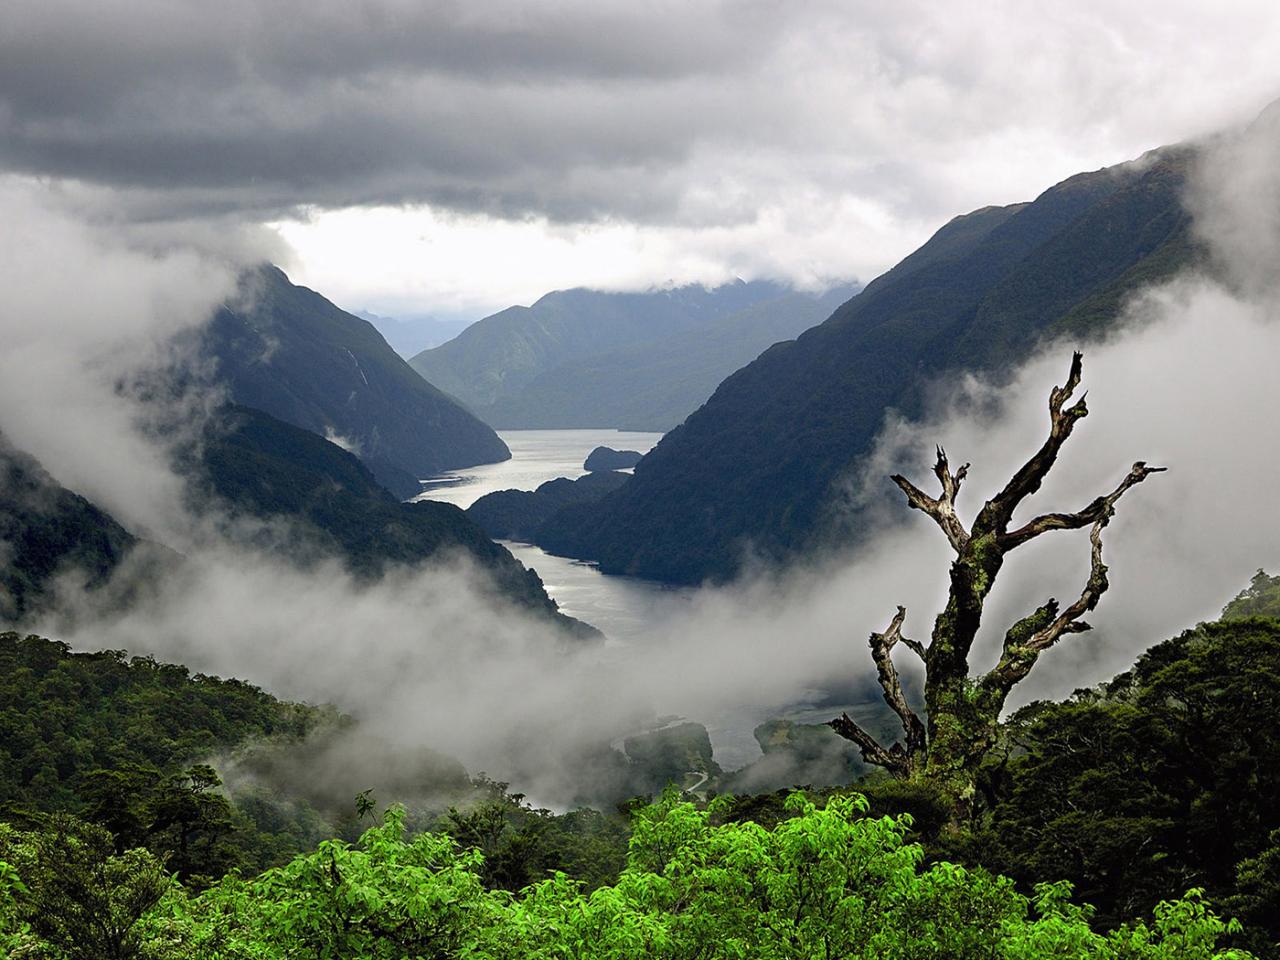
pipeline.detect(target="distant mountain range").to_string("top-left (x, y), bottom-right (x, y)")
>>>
top-left (354, 310), bottom-right (474, 358)
top-left (409, 280), bottom-right (860, 432)
top-left (205, 266), bottom-right (509, 498)
top-left (534, 144), bottom-right (1200, 584)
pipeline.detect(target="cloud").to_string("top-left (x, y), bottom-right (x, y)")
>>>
top-left (6, 1), bottom-right (1280, 315)
top-left (0, 177), bottom-right (246, 543)
top-left (3, 2), bottom-right (1278, 235)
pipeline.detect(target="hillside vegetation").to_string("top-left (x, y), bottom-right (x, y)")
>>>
top-left (191, 405), bottom-right (575, 623)
top-left (2, 572), bottom-right (1278, 954)
top-left (411, 281), bottom-right (858, 432)
top-left (206, 265), bottom-right (510, 498)
top-left (538, 148), bottom-right (1200, 583)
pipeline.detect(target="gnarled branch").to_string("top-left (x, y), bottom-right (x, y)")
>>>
top-left (829, 606), bottom-right (926, 777)
top-left (1000, 461), bottom-right (1167, 550)
top-left (891, 447), bottom-right (971, 553)
top-left (983, 463), bottom-right (1162, 698)
top-left (977, 351), bottom-right (1090, 534)
top-left (868, 606), bottom-right (928, 761)
top-left (827, 712), bottom-right (905, 774)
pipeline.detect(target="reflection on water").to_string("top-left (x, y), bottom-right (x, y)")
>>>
top-left (416, 428), bottom-right (663, 509)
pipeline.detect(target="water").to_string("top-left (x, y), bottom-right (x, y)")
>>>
top-left (417, 429), bottom-right (680, 644)
top-left (501, 540), bottom-right (689, 647)
top-left (418, 429), bottom-right (827, 771)
top-left (416, 428), bottom-right (663, 509)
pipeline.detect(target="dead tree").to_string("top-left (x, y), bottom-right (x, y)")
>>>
top-left (829, 353), bottom-right (1163, 822)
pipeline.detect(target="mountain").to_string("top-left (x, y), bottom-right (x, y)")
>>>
top-left (537, 146), bottom-right (1199, 584)
top-left (465, 471), bottom-right (630, 543)
top-left (409, 280), bottom-right (858, 432)
top-left (0, 433), bottom-right (163, 624)
top-left (0, 411), bottom-right (587, 636)
top-left (188, 405), bottom-right (590, 632)
top-left (204, 265), bottom-right (509, 498)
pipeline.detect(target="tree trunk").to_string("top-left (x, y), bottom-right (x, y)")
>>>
top-left (828, 354), bottom-right (1164, 828)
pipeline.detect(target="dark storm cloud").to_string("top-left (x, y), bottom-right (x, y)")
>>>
top-left (0, 0), bottom-right (798, 220)
top-left (2, 0), bottom-right (1280, 237)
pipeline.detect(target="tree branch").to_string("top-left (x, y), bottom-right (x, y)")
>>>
top-left (891, 446), bottom-right (971, 553)
top-left (983, 463), bottom-right (1163, 697)
top-left (829, 606), bottom-right (926, 777)
top-left (866, 606), bottom-right (928, 762)
top-left (977, 351), bottom-right (1090, 534)
top-left (999, 461), bottom-right (1167, 550)
top-left (827, 712), bottom-right (905, 774)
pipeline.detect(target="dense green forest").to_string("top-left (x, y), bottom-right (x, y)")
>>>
top-left (1, 574), bottom-right (1277, 956)
top-left (0, 793), bottom-right (1252, 959)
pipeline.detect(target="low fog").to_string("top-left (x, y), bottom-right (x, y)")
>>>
top-left (3, 109), bottom-right (1279, 808)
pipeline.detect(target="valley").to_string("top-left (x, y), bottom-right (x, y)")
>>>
top-left (2, 15), bottom-right (1280, 953)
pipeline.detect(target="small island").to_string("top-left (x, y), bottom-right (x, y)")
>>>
top-left (584, 446), bottom-right (643, 472)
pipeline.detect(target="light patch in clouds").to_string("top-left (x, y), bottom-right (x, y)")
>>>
top-left (4, 1), bottom-right (1280, 312)
top-left (273, 196), bottom-right (889, 318)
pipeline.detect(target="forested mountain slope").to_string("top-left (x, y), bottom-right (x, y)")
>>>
top-left (0, 411), bottom-right (583, 635)
top-left (0, 433), bottom-right (159, 624)
top-left (986, 611), bottom-right (1280, 951)
top-left (539, 146), bottom-right (1199, 583)
top-left (472, 286), bottom-right (858, 431)
top-left (409, 280), bottom-right (858, 431)
top-left (190, 405), bottom-right (577, 626)
top-left (204, 266), bottom-right (510, 498)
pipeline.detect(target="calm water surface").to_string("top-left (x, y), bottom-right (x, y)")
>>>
top-left (415, 428), bottom-right (663, 509)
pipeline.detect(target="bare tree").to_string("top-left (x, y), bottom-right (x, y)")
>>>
top-left (829, 353), bottom-right (1163, 823)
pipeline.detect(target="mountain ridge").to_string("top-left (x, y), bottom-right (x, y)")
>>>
top-left (204, 265), bottom-right (510, 498)
top-left (534, 146), bottom-right (1202, 584)
top-left (409, 279), bottom-right (858, 432)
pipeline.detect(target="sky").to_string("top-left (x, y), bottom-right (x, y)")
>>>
top-left (3, 0), bottom-right (1280, 319)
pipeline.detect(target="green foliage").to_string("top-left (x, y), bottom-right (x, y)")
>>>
top-left (438, 775), bottom-right (629, 893)
top-left (146, 765), bottom-right (238, 887)
top-left (0, 857), bottom-right (28, 952)
top-left (0, 632), bottom-right (318, 813)
top-left (983, 617), bottom-right (1280, 953)
top-left (0, 632), bottom-right (328, 875)
top-left (1222, 570), bottom-right (1280, 621)
top-left (0, 817), bottom-right (170, 960)
top-left (110, 791), bottom-right (1254, 959)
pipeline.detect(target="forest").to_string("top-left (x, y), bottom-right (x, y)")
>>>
top-left (0, 565), bottom-right (1277, 957)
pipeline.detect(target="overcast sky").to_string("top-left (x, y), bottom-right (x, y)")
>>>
top-left (3, 0), bottom-right (1279, 318)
